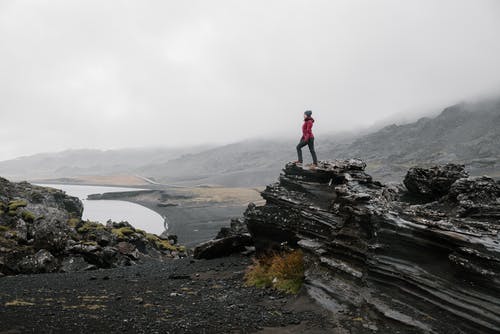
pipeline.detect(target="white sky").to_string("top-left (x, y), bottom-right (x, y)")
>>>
top-left (1, 0), bottom-right (499, 160)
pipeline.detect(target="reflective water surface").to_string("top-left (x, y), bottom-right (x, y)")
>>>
top-left (35, 184), bottom-right (164, 235)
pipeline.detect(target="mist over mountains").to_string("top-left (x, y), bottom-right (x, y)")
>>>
top-left (344, 98), bottom-right (500, 181)
top-left (1, 98), bottom-right (499, 186)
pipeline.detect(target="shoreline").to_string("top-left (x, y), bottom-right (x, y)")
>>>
top-left (86, 187), bottom-right (263, 248)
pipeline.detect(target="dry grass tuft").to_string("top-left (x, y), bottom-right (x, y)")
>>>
top-left (245, 249), bottom-right (304, 294)
top-left (5, 299), bottom-right (35, 307)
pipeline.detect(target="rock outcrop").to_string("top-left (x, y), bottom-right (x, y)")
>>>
top-left (403, 163), bottom-right (469, 200)
top-left (208, 160), bottom-right (499, 333)
top-left (0, 177), bottom-right (185, 275)
top-left (193, 218), bottom-right (253, 259)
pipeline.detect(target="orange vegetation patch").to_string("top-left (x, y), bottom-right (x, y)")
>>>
top-left (245, 249), bottom-right (305, 294)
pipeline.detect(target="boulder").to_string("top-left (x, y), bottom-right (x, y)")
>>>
top-left (18, 249), bottom-right (58, 273)
top-left (403, 163), bottom-right (468, 200)
top-left (32, 219), bottom-right (73, 252)
top-left (449, 176), bottom-right (500, 203)
top-left (448, 176), bottom-right (500, 217)
top-left (159, 231), bottom-right (178, 245)
top-left (117, 241), bottom-right (140, 260)
top-left (215, 218), bottom-right (248, 239)
top-left (14, 219), bottom-right (29, 243)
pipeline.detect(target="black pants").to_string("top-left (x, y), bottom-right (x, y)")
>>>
top-left (296, 137), bottom-right (318, 164)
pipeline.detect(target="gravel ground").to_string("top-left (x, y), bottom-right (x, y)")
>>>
top-left (0, 255), bottom-right (335, 334)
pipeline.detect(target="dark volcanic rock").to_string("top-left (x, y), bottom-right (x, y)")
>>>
top-left (241, 160), bottom-right (500, 333)
top-left (193, 234), bottom-right (253, 260)
top-left (215, 218), bottom-right (248, 239)
top-left (403, 163), bottom-right (468, 200)
top-left (448, 176), bottom-right (500, 218)
top-left (17, 249), bottom-right (58, 274)
top-left (450, 176), bottom-right (500, 202)
top-left (0, 177), bottom-right (185, 275)
top-left (33, 219), bottom-right (72, 252)
top-left (194, 218), bottom-right (254, 259)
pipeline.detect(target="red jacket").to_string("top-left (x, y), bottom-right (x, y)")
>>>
top-left (302, 117), bottom-right (315, 142)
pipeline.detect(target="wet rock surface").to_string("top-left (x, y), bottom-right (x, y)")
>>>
top-left (403, 163), bottom-right (469, 200)
top-left (0, 177), bottom-right (185, 275)
top-left (241, 160), bottom-right (500, 333)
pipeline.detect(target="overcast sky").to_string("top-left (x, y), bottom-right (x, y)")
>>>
top-left (0, 0), bottom-right (499, 160)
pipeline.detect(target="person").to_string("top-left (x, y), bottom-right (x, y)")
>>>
top-left (295, 110), bottom-right (318, 168)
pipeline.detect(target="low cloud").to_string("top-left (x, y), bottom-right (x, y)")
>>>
top-left (1, 0), bottom-right (499, 160)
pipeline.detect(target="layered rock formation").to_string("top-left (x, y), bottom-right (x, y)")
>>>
top-left (0, 177), bottom-right (184, 275)
top-left (205, 160), bottom-right (499, 333)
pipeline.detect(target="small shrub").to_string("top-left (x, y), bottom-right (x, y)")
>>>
top-left (245, 249), bottom-right (305, 294)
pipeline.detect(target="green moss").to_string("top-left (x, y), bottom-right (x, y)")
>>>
top-left (111, 227), bottom-right (136, 240)
top-left (145, 233), bottom-right (177, 251)
top-left (135, 229), bottom-right (146, 236)
top-left (145, 233), bottom-right (157, 242)
top-left (77, 221), bottom-right (105, 234)
top-left (8, 200), bottom-right (28, 212)
top-left (21, 210), bottom-right (36, 223)
top-left (0, 225), bottom-right (11, 233)
top-left (67, 218), bottom-right (80, 228)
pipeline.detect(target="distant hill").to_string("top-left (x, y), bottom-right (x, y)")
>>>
top-left (340, 98), bottom-right (500, 181)
top-left (139, 98), bottom-right (500, 185)
top-left (1, 98), bottom-right (498, 186)
top-left (0, 146), bottom-right (212, 181)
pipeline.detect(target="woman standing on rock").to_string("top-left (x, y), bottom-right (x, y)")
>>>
top-left (295, 110), bottom-right (318, 168)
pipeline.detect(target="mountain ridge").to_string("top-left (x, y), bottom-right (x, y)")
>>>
top-left (1, 98), bottom-right (498, 186)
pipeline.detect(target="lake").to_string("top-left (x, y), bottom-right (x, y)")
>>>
top-left (35, 184), bottom-right (165, 235)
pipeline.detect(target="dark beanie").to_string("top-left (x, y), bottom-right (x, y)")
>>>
top-left (304, 110), bottom-right (312, 117)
